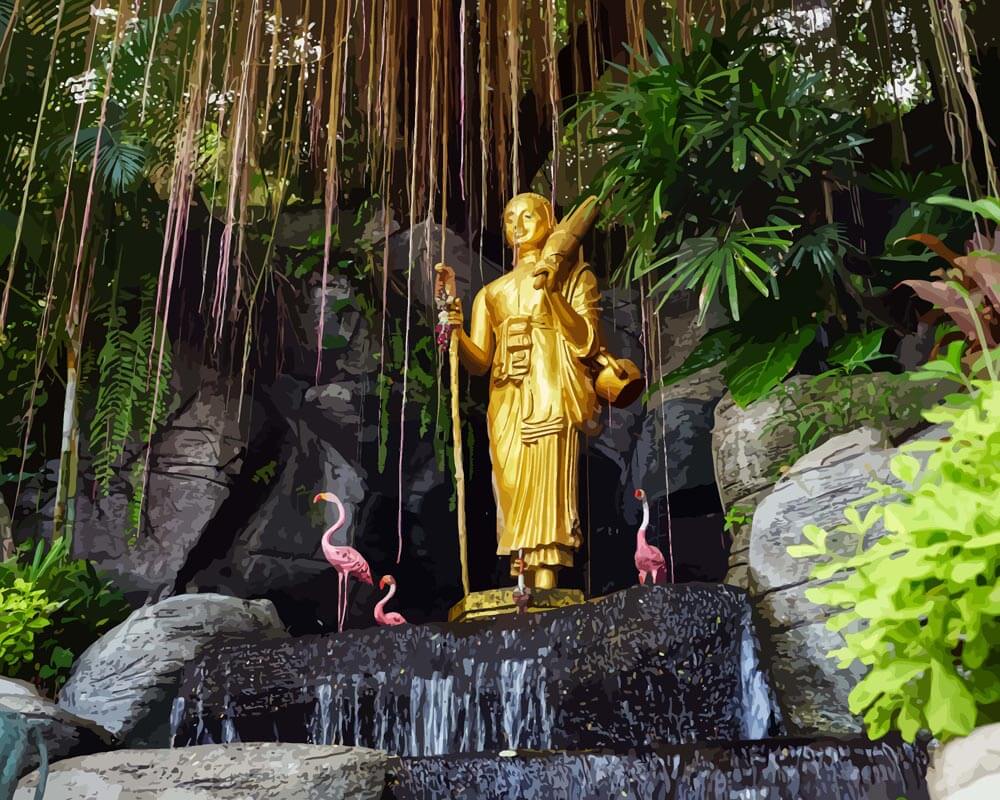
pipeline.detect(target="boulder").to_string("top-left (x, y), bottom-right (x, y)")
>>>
top-left (0, 694), bottom-right (114, 777)
top-left (383, 221), bottom-right (503, 313)
top-left (14, 357), bottom-right (246, 602)
top-left (15, 743), bottom-right (388, 800)
top-left (58, 594), bottom-right (286, 747)
top-left (927, 722), bottom-right (1000, 800)
top-left (0, 677), bottom-right (40, 697)
top-left (747, 425), bottom-right (945, 733)
top-left (626, 397), bottom-right (720, 511)
top-left (712, 372), bottom-right (948, 510)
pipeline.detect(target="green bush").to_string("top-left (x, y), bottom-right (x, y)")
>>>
top-left (0, 578), bottom-right (62, 677)
top-left (0, 538), bottom-right (130, 694)
top-left (792, 381), bottom-right (1000, 742)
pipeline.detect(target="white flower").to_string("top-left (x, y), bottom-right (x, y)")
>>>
top-left (207, 89), bottom-right (234, 110)
top-left (90, 5), bottom-right (118, 21)
top-left (64, 70), bottom-right (98, 104)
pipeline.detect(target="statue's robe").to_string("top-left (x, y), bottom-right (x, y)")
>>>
top-left (468, 255), bottom-right (600, 574)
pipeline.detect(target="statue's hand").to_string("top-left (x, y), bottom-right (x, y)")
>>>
top-left (444, 296), bottom-right (464, 328)
top-left (532, 255), bottom-right (560, 291)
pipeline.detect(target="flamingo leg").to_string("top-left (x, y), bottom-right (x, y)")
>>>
top-left (638, 570), bottom-right (647, 586)
top-left (652, 568), bottom-right (660, 584)
top-left (342, 575), bottom-right (349, 632)
top-left (337, 572), bottom-right (345, 633)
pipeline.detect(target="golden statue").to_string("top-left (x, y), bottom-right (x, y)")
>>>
top-left (438, 192), bottom-right (641, 591)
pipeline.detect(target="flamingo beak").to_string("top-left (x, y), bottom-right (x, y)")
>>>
top-left (379, 575), bottom-right (394, 590)
top-left (634, 489), bottom-right (645, 500)
top-left (313, 492), bottom-right (329, 503)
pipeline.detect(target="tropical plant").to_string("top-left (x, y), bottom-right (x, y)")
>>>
top-left (578, 15), bottom-right (867, 322)
top-left (0, 537), bottom-right (129, 693)
top-left (897, 195), bottom-right (1000, 379)
top-left (791, 380), bottom-right (1000, 742)
top-left (0, 578), bottom-right (61, 678)
top-left (576, 17), bottom-right (875, 407)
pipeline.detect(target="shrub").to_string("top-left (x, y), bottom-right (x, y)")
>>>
top-left (0, 538), bottom-right (130, 694)
top-left (0, 578), bottom-right (62, 677)
top-left (792, 380), bottom-right (1000, 742)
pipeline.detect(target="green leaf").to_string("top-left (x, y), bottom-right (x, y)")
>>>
top-left (723, 324), bottom-right (817, 407)
top-left (926, 659), bottom-right (977, 739)
top-left (826, 328), bottom-right (887, 373)
top-left (321, 334), bottom-right (349, 351)
top-left (926, 195), bottom-right (1000, 226)
top-left (889, 454), bottom-right (922, 486)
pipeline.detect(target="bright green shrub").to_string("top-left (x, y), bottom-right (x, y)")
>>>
top-left (0, 578), bottom-right (62, 676)
top-left (0, 538), bottom-right (130, 693)
top-left (793, 381), bottom-right (1000, 742)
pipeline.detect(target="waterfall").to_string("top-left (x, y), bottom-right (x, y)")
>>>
top-left (738, 608), bottom-right (780, 739)
top-left (168, 697), bottom-right (186, 747)
top-left (171, 585), bottom-right (782, 756)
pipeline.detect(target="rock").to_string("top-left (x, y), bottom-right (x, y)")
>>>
top-left (653, 292), bottom-right (728, 404)
top-left (15, 743), bottom-right (387, 800)
top-left (292, 274), bottom-right (380, 380)
top-left (712, 372), bottom-right (948, 510)
top-left (383, 221), bottom-right (503, 313)
top-left (746, 425), bottom-right (945, 733)
top-left (783, 425), bottom-right (885, 478)
top-left (14, 357), bottom-right (246, 602)
top-left (211, 375), bottom-right (377, 627)
top-left (927, 722), bottom-right (1000, 800)
top-left (0, 677), bottom-right (40, 697)
top-left (173, 585), bottom-right (779, 754)
top-left (272, 203), bottom-right (400, 249)
top-left (387, 736), bottom-right (930, 800)
top-left (626, 397), bottom-right (720, 510)
top-left (0, 694), bottom-right (114, 777)
top-left (58, 594), bottom-right (286, 747)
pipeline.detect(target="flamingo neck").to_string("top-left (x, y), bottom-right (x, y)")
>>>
top-left (637, 527), bottom-right (649, 548)
top-left (321, 496), bottom-right (347, 549)
top-left (640, 498), bottom-right (650, 532)
top-left (376, 583), bottom-right (396, 617)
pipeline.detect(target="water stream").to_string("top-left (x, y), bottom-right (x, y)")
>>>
top-left (171, 585), bottom-right (780, 756)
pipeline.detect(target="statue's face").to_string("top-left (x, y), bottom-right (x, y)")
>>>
top-left (504, 196), bottom-right (551, 249)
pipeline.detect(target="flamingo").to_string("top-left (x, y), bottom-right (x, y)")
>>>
top-left (314, 492), bottom-right (373, 632)
top-left (374, 575), bottom-right (408, 626)
top-left (633, 489), bottom-right (667, 586)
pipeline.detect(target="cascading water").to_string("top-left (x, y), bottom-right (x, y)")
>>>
top-left (737, 611), bottom-right (781, 740)
top-left (167, 584), bottom-right (929, 799)
top-left (384, 738), bottom-right (930, 800)
top-left (171, 585), bottom-right (778, 757)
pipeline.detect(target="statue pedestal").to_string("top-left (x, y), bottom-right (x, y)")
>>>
top-left (447, 588), bottom-right (585, 622)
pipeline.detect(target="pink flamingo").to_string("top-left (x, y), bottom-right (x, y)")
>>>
top-left (374, 575), bottom-right (408, 626)
top-left (314, 492), bottom-right (373, 632)
top-left (633, 489), bottom-right (667, 586)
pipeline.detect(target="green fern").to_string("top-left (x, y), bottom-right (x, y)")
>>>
top-left (88, 282), bottom-right (172, 494)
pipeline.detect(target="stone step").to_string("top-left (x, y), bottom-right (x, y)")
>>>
top-left (171, 585), bottom-right (779, 756)
top-left (385, 736), bottom-right (930, 800)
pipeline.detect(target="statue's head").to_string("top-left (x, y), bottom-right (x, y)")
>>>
top-left (503, 193), bottom-right (554, 250)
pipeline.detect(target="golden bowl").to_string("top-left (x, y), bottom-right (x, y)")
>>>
top-left (595, 356), bottom-right (644, 409)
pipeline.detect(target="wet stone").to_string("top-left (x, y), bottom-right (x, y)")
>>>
top-left (172, 585), bottom-right (778, 757)
top-left (384, 736), bottom-right (929, 800)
